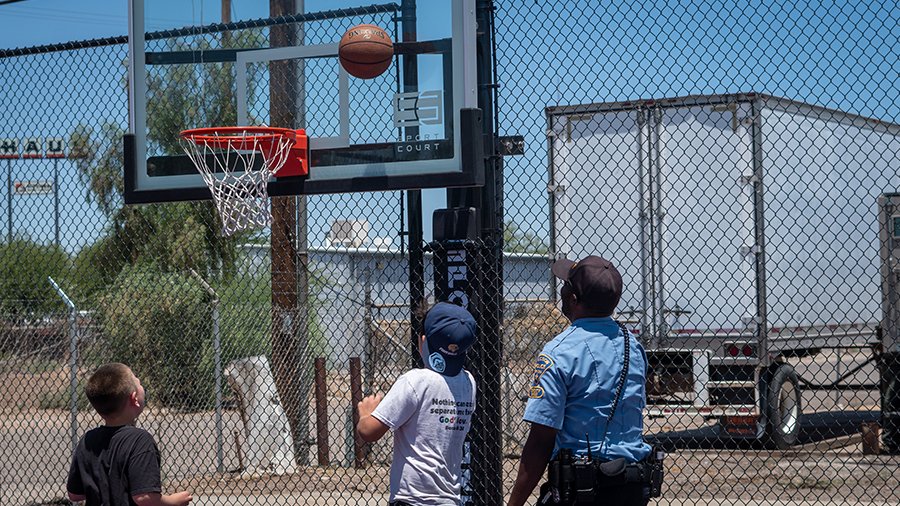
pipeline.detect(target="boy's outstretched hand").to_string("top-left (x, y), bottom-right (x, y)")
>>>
top-left (133, 490), bottom-right (192, 506)
top-left (166, 491), bottom-right (193, 506)
top-left (356, 394), bottom-right (389, 443)
top-left (358, 394), bottom-right (382, 419)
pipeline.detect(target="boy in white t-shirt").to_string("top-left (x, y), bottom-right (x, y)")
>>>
top-left (357, 301), bottom-right (477, 506)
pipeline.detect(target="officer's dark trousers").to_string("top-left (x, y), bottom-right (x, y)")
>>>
top-left (588, 483), bottom-right (649, 506)
top-left (540, 483), bottom-right (649, 506)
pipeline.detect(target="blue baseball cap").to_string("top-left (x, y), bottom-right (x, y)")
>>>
top-left (423, 302), bottom-right (476, 376)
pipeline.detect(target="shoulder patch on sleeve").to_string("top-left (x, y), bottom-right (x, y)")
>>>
top-left (530, 354), bottom-right (553, 387)
top-left (528, 385), bottom-right (545, 398)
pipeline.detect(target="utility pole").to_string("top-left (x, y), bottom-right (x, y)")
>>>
top-left (401, 0), bottom-right (425, 369)
top-left (294, 0), bottom-right (312, 467)
top-left (268, 0), bottom-right (309, 466)
top-left (7, 159), bottom-right (12, 242)
top-left (221, 0), bottom-right (231, 46)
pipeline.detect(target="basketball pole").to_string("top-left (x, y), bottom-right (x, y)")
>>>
top-left (445, 0), bottom-right (504, 504)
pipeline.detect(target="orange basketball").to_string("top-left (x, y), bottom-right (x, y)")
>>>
top-left (338, 24), bottom-right (393, 79)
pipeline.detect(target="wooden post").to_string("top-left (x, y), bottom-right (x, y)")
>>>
top-left (862, 422), bottom-right (880, 455)
top-left (350, 357), bottom-right (366, 468)
top-left (233, 429), bottom-right (244, 472)
top-left (315, 357), bottom-right (329, 466)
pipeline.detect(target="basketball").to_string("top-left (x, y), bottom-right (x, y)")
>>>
top-left (338, 24), bottom-right (393, 79)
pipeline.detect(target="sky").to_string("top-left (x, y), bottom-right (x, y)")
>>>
top-left (0, 0), bottom-right (131, 49)
top-left (0, 0), bottom-right (453, 248)
top-left (0, 0), bottom-right (330, 48)
top-left (2, 0), bottom-right (899, 253)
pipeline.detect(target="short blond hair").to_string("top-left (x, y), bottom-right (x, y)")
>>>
top-left (85, 363), bottom-right (137, 416)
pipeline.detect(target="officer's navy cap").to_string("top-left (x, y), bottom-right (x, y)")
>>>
top-left (552, 255), bottom-right (623, 316)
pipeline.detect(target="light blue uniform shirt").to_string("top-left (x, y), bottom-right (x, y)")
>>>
top-left (523, 317), bottom-right (652, 462)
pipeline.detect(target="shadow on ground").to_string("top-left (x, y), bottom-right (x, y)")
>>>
top-left (645, 410), bottom-right (880, 451)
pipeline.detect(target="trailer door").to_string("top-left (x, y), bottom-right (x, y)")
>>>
top-left (549, 101), bottom-right (758, 345)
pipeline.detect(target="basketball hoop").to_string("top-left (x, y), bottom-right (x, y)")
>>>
top-left (179, 127), bottom-right (308, 236)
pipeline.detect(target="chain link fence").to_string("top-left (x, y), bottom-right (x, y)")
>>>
top-left (2, 1), bottom-right (900, 505)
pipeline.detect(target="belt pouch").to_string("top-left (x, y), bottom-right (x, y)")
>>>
top-left (596, 457), bottom-right (627, 488)
top-left (548, 459), bottom-right (560, 488)
top-left (623, 462), bottom-right (643, 483)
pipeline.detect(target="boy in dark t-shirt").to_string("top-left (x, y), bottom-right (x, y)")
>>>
top-left (67, 363), bottom-right (192, 506)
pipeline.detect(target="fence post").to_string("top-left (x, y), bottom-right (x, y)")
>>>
top-left (48, 276), bottom-right (78, 452)
top-left (190, 269), bottom-right (224, 472)
top-left (350, 357), bottom-right (366, 468)
top-left (315, 357), bottom-right (329, 466)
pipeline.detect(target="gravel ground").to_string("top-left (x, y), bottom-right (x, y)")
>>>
top-left (164, 440), bottom-right (900, 505)
top-left (4, 351), bottom-right (900, 506)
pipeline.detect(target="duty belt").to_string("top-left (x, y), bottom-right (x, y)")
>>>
top-left (547, 447), bottom-right (665, 503)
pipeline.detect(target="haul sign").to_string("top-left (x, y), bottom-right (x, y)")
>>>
top-left (0, 138), bottom-right (66, 159)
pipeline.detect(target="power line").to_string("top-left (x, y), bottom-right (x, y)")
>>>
top-left (1, 5), bottom-right (187, 29)
top-left (1, 5), bottom-right (125, 27)
top-left (2, 13), bottom-right (123, 29)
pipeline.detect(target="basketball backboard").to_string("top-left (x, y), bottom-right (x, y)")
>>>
top-left (125, 0), bottom-right (480, 204)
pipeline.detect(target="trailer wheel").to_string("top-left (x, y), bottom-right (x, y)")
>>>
top-left (765, 363), bottom-right (802, 449)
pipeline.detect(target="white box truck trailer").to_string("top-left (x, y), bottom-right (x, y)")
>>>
top-left (546, 93), bottom-right (900, 448)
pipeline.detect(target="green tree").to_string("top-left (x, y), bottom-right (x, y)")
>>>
top-left (71, 236), bottom-right (126, 299)
top-left (217, 268), bottom-right (329, 362)
top-left (146, 35), bottom-right (267, 152)
top-left (504, 220), bottom-right (549, 254)
top-left (0, 236), bottom-right (70, 315)
top-left (69, 30), bottom-right (267, 289)
top-left (69, 30), bottom-right (288, 411)
top-left (91, 265), bottom-right (215, 410)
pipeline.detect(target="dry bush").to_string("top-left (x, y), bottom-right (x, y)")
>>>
top-left (503, 301), bottom-right (569, 363)
top-left (370, 319), bottom-right (414, 368)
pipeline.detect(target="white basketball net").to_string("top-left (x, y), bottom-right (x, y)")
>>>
top-left (180, 129), bottom-right (295, 236)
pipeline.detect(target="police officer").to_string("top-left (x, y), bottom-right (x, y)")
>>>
top-left (507, 255), bottom-right (656, 506)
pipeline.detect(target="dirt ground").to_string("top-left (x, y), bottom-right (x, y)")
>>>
top-left (168, 466), bottom-right (391, 497)
top-left (0, 369), bottom-right (72, 411)
top-left (4, 362), bottom-right (900, 505)
top-left (163, 443), bottom-right (900, 504)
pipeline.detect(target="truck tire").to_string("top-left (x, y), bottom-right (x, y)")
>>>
top-left (765, 363), bottom-right (802, 449)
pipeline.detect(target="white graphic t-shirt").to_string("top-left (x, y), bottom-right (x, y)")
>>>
top-left (371, 367), bottom-right (476, 506)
